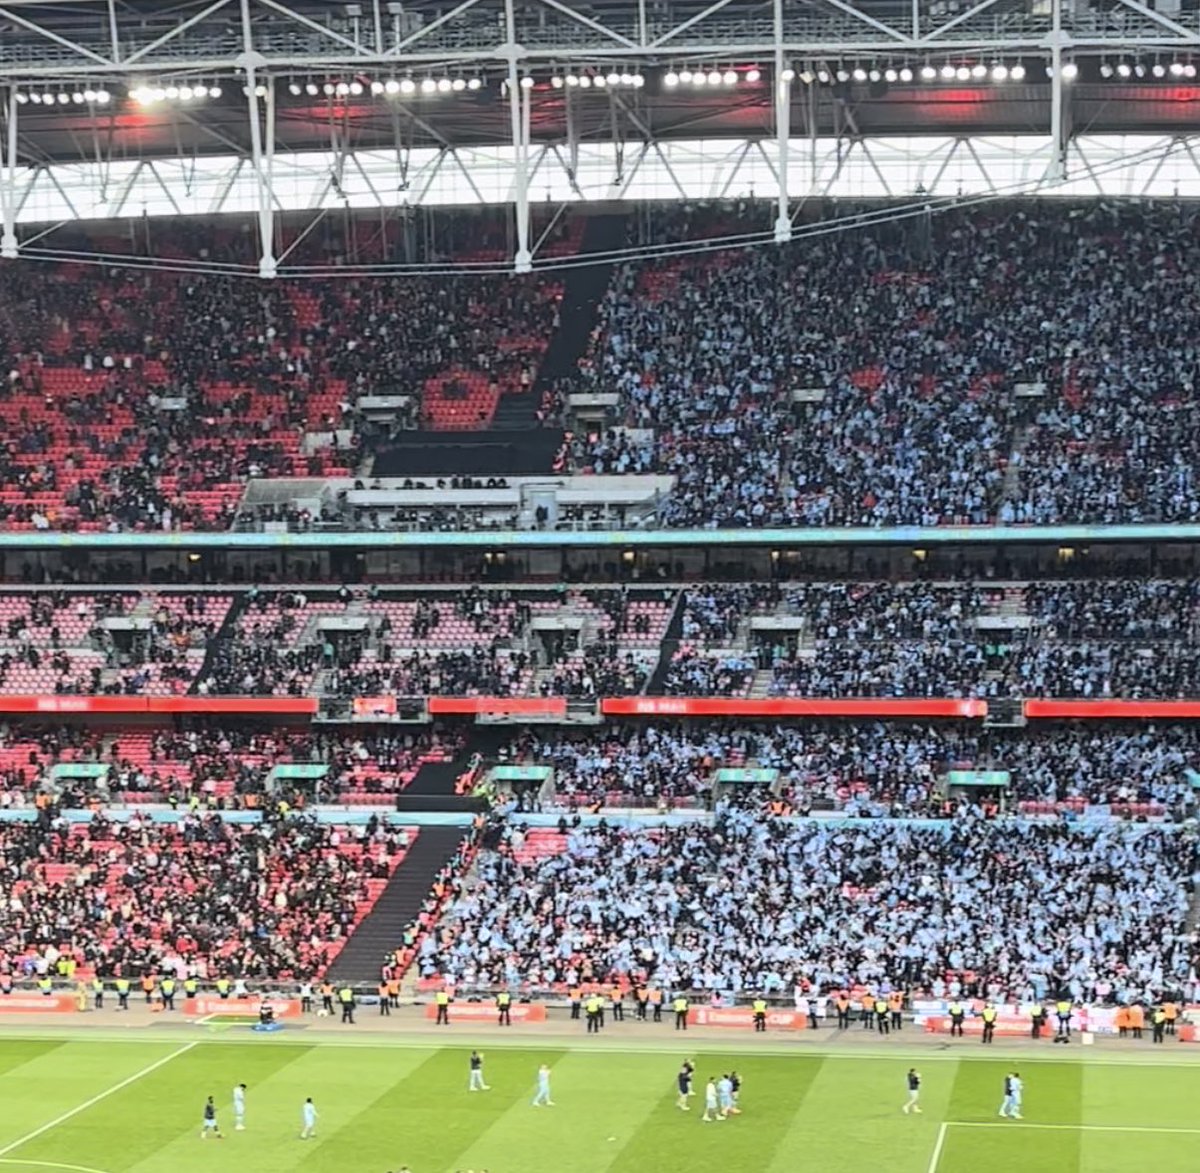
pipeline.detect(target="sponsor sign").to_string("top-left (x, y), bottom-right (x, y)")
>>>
top-left (688, 1007), bottom-right (807, 1030)
top-left (0, 993), bottom-right (77, 1013)
top-left (422, 1002), bottom-right (547, 1023)
top-left (602, 697), bottom-right (987, 718)
top-left (185, 997), bottom-right (303, 1018)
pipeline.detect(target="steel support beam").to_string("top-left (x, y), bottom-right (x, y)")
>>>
top-left (504, 0), bottom-right (532, 274)
top-left (1, 88), bottom-right (17, 258)
top-left (773, 0), bottom-right (791, 243)
top-left (1047, 0), bottom-right (1069, 183)
top-left (240, 0), bottom-right (277, 277)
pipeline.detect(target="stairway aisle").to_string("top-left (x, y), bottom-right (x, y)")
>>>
top-left (493, 210), bottom-right (629, 437)
top-left (371, 211), bottom-right (628, 480)
top-left (328, 826), bottom-right (466, 982)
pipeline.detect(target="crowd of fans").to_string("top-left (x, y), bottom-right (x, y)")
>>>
top-left (650, 579), bottom-right (1200, 700)
top-left (0, 807), bottom-right (408, 979)
top-left (0, 579), bottom-right (1191, 701)
top-left (422, 812), bottom-right (1199, 1002)
top-left (0, 253), bottom-right (559, 531)
top-left (6, 204), bottom-right (1200, 531)
top-left (560, 202), bottom-right (1200, 528)
top-left (494, 721), bottom-right (1200, 813)
top-left (0, 723), bottom-right (458, 807)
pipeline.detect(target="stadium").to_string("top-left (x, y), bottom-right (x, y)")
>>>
top-left (2, 0), bottom-right (1200, 1171)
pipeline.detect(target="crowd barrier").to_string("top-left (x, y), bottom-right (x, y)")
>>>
top-left (917, 1003), bottom-right (1200, 1037)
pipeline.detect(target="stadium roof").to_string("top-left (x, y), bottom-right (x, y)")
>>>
top-left (1, 0), bottom-right (1200, 162)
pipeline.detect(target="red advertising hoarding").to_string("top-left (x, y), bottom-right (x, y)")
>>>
top-left (185, 997), bottom-right (303, 1018)
top-left (688, 1006), bottom-right (807, 1030)
top-left (422, 1002), bottom-right (547, 1023)
top-left (0, 695), bottom-right (318, 716)
top-left (1025, 699), bottom-right (1200, 719)
top-left (601, 697), bottom-right (987, 719)
top-left (0, 993), bottom-right (78, 1014)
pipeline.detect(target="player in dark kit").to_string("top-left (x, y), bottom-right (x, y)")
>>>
top-left (675, 1060), bottom-right (695, 1111)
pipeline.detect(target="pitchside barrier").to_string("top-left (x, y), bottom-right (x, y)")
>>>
top-left (918, 1003), bottom-right (1200, 1038)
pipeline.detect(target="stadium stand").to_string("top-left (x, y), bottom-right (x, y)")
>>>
top-left (0, 809), bottom-right (413, 979)
top-left (489, 722), bottom-right (1200, 814)
top-left (419, 814), bottom-right (1197, 1001)
top-left (8, 205), bottom-right (1200, 534)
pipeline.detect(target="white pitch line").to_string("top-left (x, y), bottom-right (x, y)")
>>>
top-left (0, 1041), bottom-right (196, 1159)
top-left (949, 1121), bottom-right (1200, 1135)
top-left (0, 1161), bottom-right (114, 1173)
top-left (926, 1122), bottom-right (948, 1173)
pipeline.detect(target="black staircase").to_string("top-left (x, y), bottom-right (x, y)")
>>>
top-left (645, 593), bottom-right (685, 694)
top-left (188, 591), bottom-right (249, 693)
top-left (494, 211), bottom-right (628, 437)
top-left (372, 211), bottom-right (627, 480)
top-left (328, 825), bottom-right (467, 981)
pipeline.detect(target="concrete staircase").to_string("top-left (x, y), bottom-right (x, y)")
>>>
top-left (328, 825), bottom-right (467, 982)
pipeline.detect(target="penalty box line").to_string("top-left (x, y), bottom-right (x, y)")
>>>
top-left (0, 1042), bottom-right (197, 1159)
top-left (928, 1120), bottom-right (1200, 1171)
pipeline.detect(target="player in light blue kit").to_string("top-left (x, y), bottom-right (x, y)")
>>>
top-left (532, 1063), bottom-right (555, 1107)
top-left (300, 1097), bottom-right (319, 1139)
top-left (717, 1074), bottom-right (735, 1118)
top-left (701, 1077), bottom-right (723, 1123)
top-left (999, 1072), bottom-right (1024, 1119)
top-left (233, 1083), bottom-right (247, 1131)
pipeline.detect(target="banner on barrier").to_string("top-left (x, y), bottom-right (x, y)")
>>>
top-left (422, 1002), bottom-right (547, 1023)
top-left (185, 997), bottom-right (303, 1018)
top-left (688, 1007), bottom-right (807, 1030)
top-left (0, 993), bottom-right (77, 1013)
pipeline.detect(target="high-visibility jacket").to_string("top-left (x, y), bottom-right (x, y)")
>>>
top-left (672, 997), bottom-right (688, 1014)
top-left (585, 996), bottom-right (602, 1015)
top-left (184, 978), bottom-right (198, 995)
top-left (115, 979), bottom-right (130, 995)
top-left (497, 993), bottom-right (511, 1008)
top-left (435, 990), bottom-right (450, 1006)
top-left (37, 977), bottom-right (52, 995)
top-left (338, 987), bottom-right (354, 1004)
top-left (161, 979), bottom-right (176, 996)
top-left (752, 999), bottom-right (767, 1015)
top-left (982, 1007), bottom-right (997, 1023)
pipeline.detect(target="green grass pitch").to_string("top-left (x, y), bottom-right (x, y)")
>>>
top-left (0, 1034), bottom-right (1197, 1172)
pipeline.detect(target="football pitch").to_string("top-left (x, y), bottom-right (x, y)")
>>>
top-left (0, 1032), bottom-right (1197, 1172)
